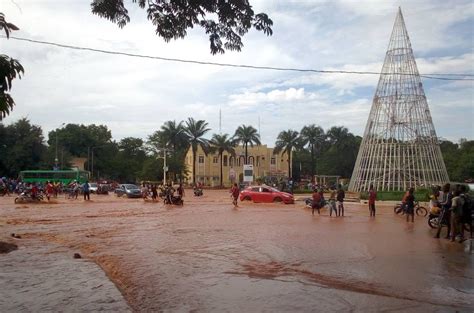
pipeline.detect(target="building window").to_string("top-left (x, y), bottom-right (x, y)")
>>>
top-left (198, 156), bottom-right (204, 164)
top-left (271, 157), bottom-right (276, 165)
top-left (239, 156), bottom-right (246, 166)
top-left (256, 156), bottom-right (260, 166)
top-left (213, 156), bottom-right (218, 164)
top-left (248, 156), bottom-right (254, 165)
top-left (223, 155), bottom-right (228, 166)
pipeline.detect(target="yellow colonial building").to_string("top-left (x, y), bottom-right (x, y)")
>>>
top-left (184, 145), bottom-right (291, 187)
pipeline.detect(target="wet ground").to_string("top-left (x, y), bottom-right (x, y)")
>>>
top-left (0, 190), bottom-right (472, 312)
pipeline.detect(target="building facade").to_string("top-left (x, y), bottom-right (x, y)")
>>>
top-left (185, 145), bottom-right (291, 187)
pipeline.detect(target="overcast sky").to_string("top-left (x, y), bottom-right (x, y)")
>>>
top-left (2, 0), bottom-right (473, 146)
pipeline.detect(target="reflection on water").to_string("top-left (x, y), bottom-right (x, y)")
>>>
top-left (1, 191), bottom-right (473, 312)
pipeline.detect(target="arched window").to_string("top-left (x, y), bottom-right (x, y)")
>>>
top-left (229, 156), bottom-right (234, 167)
top-left (223, 155), bottom-right (228, 166)
top-left (239, 156), bottom-right (246, 166)
top-left (248, 156), bottom-right (255, 165)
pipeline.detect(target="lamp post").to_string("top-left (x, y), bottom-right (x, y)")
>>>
top-left (156, 148), bottom-right (171, 185)
top-left (54, 123), bottom-right (65, 170)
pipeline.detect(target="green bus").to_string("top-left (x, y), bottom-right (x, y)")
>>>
top-left (19, 170), bottom-right (90, 184)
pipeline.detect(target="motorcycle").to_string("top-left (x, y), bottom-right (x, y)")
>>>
top-left (305, 198), bottom-right (328, 209)
top-left (14, 191), bottom-right (44, 203)
top-left (193, 187), bottom-right (203, 197)
top-left (164, 193), bottom-right (184, 206)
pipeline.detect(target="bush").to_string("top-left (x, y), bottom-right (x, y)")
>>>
top-left (360, 189), bottom-right (430, 201)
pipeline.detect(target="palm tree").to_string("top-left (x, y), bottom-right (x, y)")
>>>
top-left (0, 13), bottom-right (23, 120)
top-left (300, 125), bottom-right (326, 177)
top-left (209, 133), bottom-right (235, 187)
top-left (232, 125), bottom-right (261, 164)
top-left (184, 117), bottom-right (211, 184)
top-left (274, 130), bottom-right (299, 179)
top-left (159, 120), bottom-right (188, 151)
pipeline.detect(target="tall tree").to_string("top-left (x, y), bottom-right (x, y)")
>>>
top-left (209, 133), bottom-right (235, 187)
top-left (184, 117), bottom-right (210, 184)
top-left (91, 0), bottom-right (273, 55)
top-left (0, 118), bottom-right (46, 176)
top-left (300, 125), bottom-right (326, 178)
top-left (232, 125), bottom-right (260, 164)
top-left (0, 13), bottom-right (24, 120)
top-left (274, 130), bottom-right (299, 179)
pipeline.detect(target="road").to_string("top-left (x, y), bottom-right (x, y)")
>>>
top-left (0, 190), bottom-right (472, 312)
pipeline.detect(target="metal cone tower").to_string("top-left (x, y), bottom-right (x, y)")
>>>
top-left (349, 8), bottom-right (449, 192)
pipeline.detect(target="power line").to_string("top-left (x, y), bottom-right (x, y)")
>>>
top-left (2, 35), bottom-right (473, 81)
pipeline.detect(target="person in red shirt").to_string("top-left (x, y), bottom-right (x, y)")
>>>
top-left (312, 188), bottom-right (322, 215)
top-left (31, 183), bottom-right (39, 200)
top-left (230, 183), bottom-right (240, 207)
top-left (45, 181), bottom-right (54, 201)
top-left (368, 184), bottom-right (377, 217)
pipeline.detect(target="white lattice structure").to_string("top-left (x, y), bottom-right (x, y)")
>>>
top-left (349, 8), bottom-right (449, 192)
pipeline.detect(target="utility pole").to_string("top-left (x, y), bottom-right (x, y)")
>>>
top-left (156, 148), bottom-right (170, 185)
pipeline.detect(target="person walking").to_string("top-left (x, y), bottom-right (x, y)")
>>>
top-left (230, 183), bottom-right (240, 207)
top-left (151, 184), bottom-right (158, 201)
top-left (312, 188), bottom-right (322, 216)
top-left (336, 184), bottom-right (345, 217)
top-left (368, 184), bottom-right (376, 217)
top-left (435, 184), bottom-right (452, 239)
top-left (450, 189), bottom-right (465, 242)
top-left (45, 181), bottom-right (54, 201)
top-left (82, 181), bottom-right (90, 201)
top-left (177, 183), bottom-right (185, 198)
top-left (329, 188), bottom-right (337, 217)
top-left (405, 187), bottom-right (415, 222)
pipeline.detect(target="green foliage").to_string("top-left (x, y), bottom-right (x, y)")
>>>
top-left (90, 0), bottom-right (273, 55)
top-left (232, 124), bottom-right (260, 164)
top-left (210, 133), bottom-right (235, 187)
top-left (0, 119), bottom-right (46, 176)
top-left (274, 129), bottom-right (299, 178)
top-left (184, 117), bottom-right (210, 184)
top-left (360, 189), bottom-right (430, 201)
top-left (0, 13), bottom-right (23, 120)
top-left (440, 139), bottom-right (474, 182)
top-left (293, 125), bottom-right (361, 179)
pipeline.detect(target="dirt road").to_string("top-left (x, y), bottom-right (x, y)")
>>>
top-left (1, 190), bottom-right (472, 312)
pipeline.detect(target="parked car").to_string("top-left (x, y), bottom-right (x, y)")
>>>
top-left (114, 184), bottom-right (142, 198)
top-left (239, 185), bottom-right (294, 204)
top-left (89, 183), bottom-right (98, 194)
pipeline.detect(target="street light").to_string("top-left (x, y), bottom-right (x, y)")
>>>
top-left (156, 148), bottom-right (171, 185)
top-left (54, 123), bottom-right (65, 170)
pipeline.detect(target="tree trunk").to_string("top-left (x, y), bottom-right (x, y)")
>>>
top-left (288, 149), bottom-right (292, 178)
top-left (219, 151), bottom-right (223, 187)
top-left (310, 145), bottom-right (315, 177)
top-left (192, 145), bottom-right (197, 184)
top-left (244, 142), bottom-right (248, 165)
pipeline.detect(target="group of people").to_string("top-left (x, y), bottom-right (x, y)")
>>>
top-left (432, 183), bottom-right (471, 243)
top-left (141, 183), bottom-right (185, 203)
top-left (311, 184), bottom-right (345, 217)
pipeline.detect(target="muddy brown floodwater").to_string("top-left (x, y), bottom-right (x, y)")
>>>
top-left (0, 190), bottom-right (473, 312)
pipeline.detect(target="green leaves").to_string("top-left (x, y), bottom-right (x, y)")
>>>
top-left (0, 13), bottom-right (23, 120)
top-left (90, 0), bottom-right (273, 54)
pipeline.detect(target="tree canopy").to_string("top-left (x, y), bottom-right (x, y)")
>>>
top-left (90, 0), bottom-right (273, 54)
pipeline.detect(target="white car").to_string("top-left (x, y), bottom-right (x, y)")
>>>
top-left (89, 183), bottom-right (98, 193)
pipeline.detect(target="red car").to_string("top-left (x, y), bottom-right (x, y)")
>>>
top-left (239, 185), bottom-right (294, 204)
